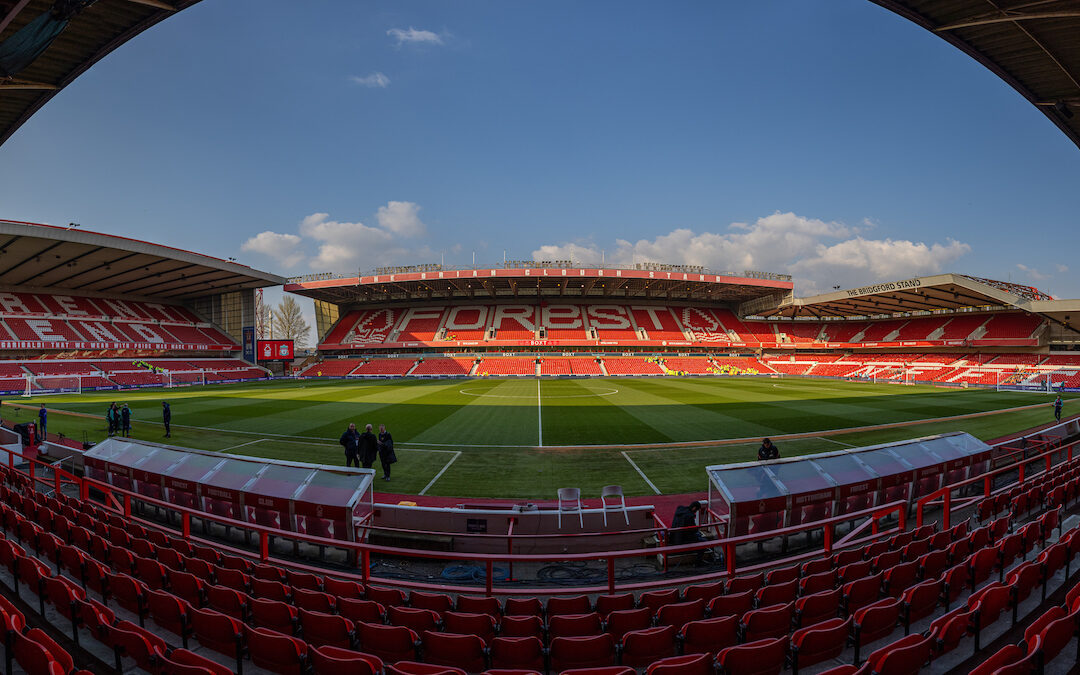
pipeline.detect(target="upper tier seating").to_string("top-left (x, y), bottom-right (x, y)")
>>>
top-left (819, 322), bottom-right (869, 343)
top-left (895, 317), bottom-right (948, 341)
top-left (939, 315), bottom-right (991, 340)
top-left (629, 307), bottom-right (685, 341)
top-left (0, 291), bottom-right (236, 348)
top-left (982, 313), bottom-right (1044, 340)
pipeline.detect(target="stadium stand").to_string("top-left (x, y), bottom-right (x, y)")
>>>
top-left (982, 312), bottom-right (1044, 340)
top-left (628, 307), bottom-right (685, 341)
top-left (353, 359), bottom-right (417, 377)
top-left (411, 358), bottom-right (476, 376)
top-left (660, 357), bottom-right (715, 375)
top-left (602, 357), bottom-right (665, 375)
top-left (476, 358), bottom-right (536, 376)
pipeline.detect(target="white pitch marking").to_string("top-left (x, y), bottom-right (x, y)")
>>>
top-left (537, 379), bottom-right (543, 447)
top-left (621, 451), bottom-right (661, 495)
top-left (818, 436), bottom-right (856, 448)
top-left (458, 387), bottom-right (619, 399)
top-left (220, 438), bottom-right (267, 452)
top-left (419, 451), bottom-right (462, 495)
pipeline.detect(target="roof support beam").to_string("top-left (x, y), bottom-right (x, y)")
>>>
top-left (122, 0), bottom-right (177, 10)
top-left (933, 10), bottom-right (1080, 32)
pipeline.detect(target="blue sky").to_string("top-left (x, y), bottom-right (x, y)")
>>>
top-left (1, 0), bottom-right (1078, 316)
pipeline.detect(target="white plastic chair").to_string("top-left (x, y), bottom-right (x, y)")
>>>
top-left (557, 487), bottom-right (583, 528)
top-left (601, 485), bottom-right (629, 526)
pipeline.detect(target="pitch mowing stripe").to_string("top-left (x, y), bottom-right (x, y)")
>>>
top-left (419, 451), bottom-right (462, 495)
top-left (537, 378), bottom-right (543, 447)
top-left (621, 451), bottom-right (661, 495)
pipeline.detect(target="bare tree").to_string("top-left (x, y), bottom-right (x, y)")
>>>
top-left (271, 295), bottom-right (311, 348)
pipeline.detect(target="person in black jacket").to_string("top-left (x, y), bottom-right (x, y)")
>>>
top-left (162, 401), bottom-right (171, 438)
top-left (758, 438), bottom-right (779, 461)
top-left (377, 424), bottom-right (396, 481)
top-left (358, 423), bottom-right (378, 469)
top-left (669, 501), bottom-right (706, 564)
top-left (120, 404), bottom-right (132, 438)
top-left (339, 423), bottom-right (361, 468)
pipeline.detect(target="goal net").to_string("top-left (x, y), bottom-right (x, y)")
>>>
top-left (996, 371), bottom-right (1053, 393)
top-left (22, 375), bottom-right (81, 396)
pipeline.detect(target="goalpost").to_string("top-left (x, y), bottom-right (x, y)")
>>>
top-left (22, 375), bottom-right (82, 397)
top-left (996, 371), bottom-right (1054, 393)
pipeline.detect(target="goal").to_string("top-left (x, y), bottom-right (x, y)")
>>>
top-left (996, 371), bottom-right (1054, 393)
top-left (22, 375), bottom-right (81, 396)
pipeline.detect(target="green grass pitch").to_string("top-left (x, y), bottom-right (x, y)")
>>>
top-left (11, 377), bottom-right (1072, 500)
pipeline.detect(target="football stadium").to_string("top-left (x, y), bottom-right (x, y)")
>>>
top-left (2, 2), bottom-right (1080, 675)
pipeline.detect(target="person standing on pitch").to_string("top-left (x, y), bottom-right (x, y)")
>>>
top-left (106, 403), bottom-right (118, 436)
top-left (339, 423), bottom-right (361, 468)
top-left (358, 423), bottom-right (378, 469)
top-left (758, 438), bottom-right (779, 461)
top-left (121, 404), bottom-right (132, 438)
top-left (1055, 394), bottom-right (1064, 422)
top-left (162, 401), bottom-right (171, 438)
top-left (37, 404), bottom-right (47, 439)
top-left (377, 424), bottom-right (396, 481)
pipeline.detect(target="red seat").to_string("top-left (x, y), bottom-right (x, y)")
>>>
top-left (252, 563), bottom-right (286, 582)
top-left (861, 632), bottom-right (932, 675)
top-left (287, 571), bottom-right (323, 591)
top-left (756, 578), bottom-right (798, 608)
top-left (250, 597), bottom-right (299, 635)
top-left (14, 629), bottom-right (72, 675)
top-left (202, 581), bottom-right (249, 620)
top-left (252, 578), bottom-right (292, 602)
top-left (499, 615), bottom-right (544, 640)
top-left (107, 619), bottom-right (168, 672)
top-left (790, 616), bottom-right (851, 673)
top-left (741, 602), bottom-right (793, 642)
top-left (503, 597), bottom-right (544, 617)
top-left (680, 615), bottom-right (737, 655)
top-left (388, 605), bottom-right (441, 633)
top-left (715, 636), bottom-right (787, 675)
top-left (1026, 606), bottom-right (1076, 666)
top-left (548, 634), bottom-right (617, 671)
top-left (491, 636), bottom-right (545, 671)
top-left (900, 579), bottom-right (940, 630)
top-left (655, 599), bottom-right (704, 627)
top-left (300, 608), bottom-right (356, 649)
top-left (389, 662), bottom-right (467, 675)
top-left (838, 560), bottom-right (872, 585)
top-left (800, 570), bottom-right (837, 596)
top-left (928, 606), bottom-right (976, 655)
top-left (547, 595), bottom-right (591, 616)
top-left (968, 644), bottom-right (1027, 675)
top-left (638, 589), bottom-right (680, 612)
top-left (726, 572), bottom-right (764, 595)
top-left (706, 590), bottom-right (753, 619)
top-left (967, 548), bottom-right (998, 589)
top-left (356, 621), bottom-right (420, 664)
top-left (620, 625), bottom-right (677, 668)
top-left (594, 594), bottom-right (634, 616)
top-left (941, 563), bottom-right (970, 608)
top-left (646, 652), bottom-right (713, 675)
top-left (147, 589), bottom-right (193, 647)
top-left (168, 570), bottom-right (205, 608)
top-left (213, 566), bottom-right (252, 594)
top-left (852, 597), bottom-right (901, 663)
top-left (310, 644), bottom-right (382, 675)
top-left (293, 587), bottom-right (336, 613)
top-left (842, 572), bottom-right (883, 615)
top-left (1006, 561), bottom-right (1042, 612)
top-left (322, 576), bottom-right (364, 599)
top-left (244, 625), bottom-right (309, 675)
top-left (189, 607), bottom-right (243, 673)
top-left (794, 587), bottom-right (841, 627)
top-left (339, 598), bottom-right (386, 624)
top-left (457, 595), bottom-right (502, 616)
top-left (408, 590), bottom-right (453, 614)
top-left (682, 581), bottom-right (725, 604)
top-left (443, 611), bottom-right (497, 643)
top-left (605, 607), bottom-right (652, 640)
top-left (159, 647), bottom-right (234, 675)
top-left (366, 586), bottom-right (408, 607)
top-left (423, 630), bottom-right (487, 672)
top-left (968, 582), bottom-right (1011, 648)
top-left (549, 612), bottom-right (604, 639)
top-left (135, 556), bottom-right (169, 589)
top-left (883, 561), bottom-right (919, 598)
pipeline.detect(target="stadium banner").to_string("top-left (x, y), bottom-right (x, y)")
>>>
top-left (243, 326), bottom-right (255, 362)
top-left (257, 339), bottom-right (294, 361)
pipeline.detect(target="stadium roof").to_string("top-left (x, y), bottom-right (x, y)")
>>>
top-left (0, 0), bottom-right (202, 146)
top-left (747, 273), bottom-right (1053, 318)
top-left (0, 218), bottom-right (285, 299)
top-left (284, 265), bottom-right (794, 307)
top-left (872, 0), bottom-right (1080, 150)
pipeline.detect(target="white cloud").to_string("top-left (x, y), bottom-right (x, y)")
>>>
top-left (240, 231), bottom-right (305, 268)
top-left (1057, 264), bottom-right (1069, 273)
top-left (387, 27), bottom-right (444, 46)
top-left (533, 211), bottom-right (972, 296)
top-left (350, 72), bottom-right (391, 88)
top-left (376, 201), bottom-right (426, 237)
top-left (1017, 263), bottom-right (1050, 281)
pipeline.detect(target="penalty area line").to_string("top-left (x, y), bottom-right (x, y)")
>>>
top-left (419, 451), bottom-right (462, 496)
top-left (621, 451), bottom-right (661, 495)
top-left (220, 438), bottom-right (268, 452)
